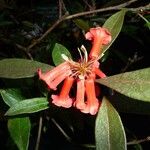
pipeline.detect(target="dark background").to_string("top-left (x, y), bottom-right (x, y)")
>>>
top-left (0, 0), bottom-right (150, 149)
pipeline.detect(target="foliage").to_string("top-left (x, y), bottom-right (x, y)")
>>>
top-left (0, 0), bottom-right (150, 150)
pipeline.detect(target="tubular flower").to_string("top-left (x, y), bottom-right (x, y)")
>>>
top-left (85, 27), bottom-right (111, 58)
top-left (94, 68), bottom-right (106, 78)
top-left (38, 27), bottom-right (111, 115)
top-left (51, 76), bottom-right (74, 108)
top-left (81, 78), bottom-right (100, 115)
top-left (49, 70), bottom-right (72, 90)
top-left (38, 62), bottom-right (71, 90)
top-left (74, 79), bottom-right (86, 110)
top-left (38, 46), bottom-right (105, 115)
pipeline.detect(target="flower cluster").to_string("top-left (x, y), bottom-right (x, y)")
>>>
top-left (38, 27), bottom-right (111, 115)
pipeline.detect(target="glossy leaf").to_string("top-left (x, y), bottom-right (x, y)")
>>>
top-left (52, 43), bottom-right (72, 66)
top-left (102, 9), bottom-right (127, 56)
top-left (95, 97), bottom-right (126, 150)
top-left (5, 97), bottom-right (49, 116)
top-left (8, 117), bottom-right (31, 150)
top-left (1, 89), bottom-right (31, 150)
top-left (0, 89), bottom-right (24, 106)
top-left (0, 58), bottom-right (52, 79)
top-left (96, 68), bottom-right (150, 101)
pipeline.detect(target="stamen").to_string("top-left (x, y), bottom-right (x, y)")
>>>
top-left (100, 53), bottom-right (104, 59)
top-left (77, 48), bottom-right (83, 61)
top-left (81, 45), bottom-right (88, 63)
top-left (61, 48), bottom-right (101, 79)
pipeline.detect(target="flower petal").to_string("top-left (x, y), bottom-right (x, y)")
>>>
top-left (51, 95), bottom-right (73, 108)
top-left (51, 76), bottom-right (74, 108)
top-left (85, 27), bottom-right (111, 58)
top-left (84, 78), bottom-right (100, 115)
top-left (49, 70), bottom-right (72, 90)
top-left (38, 61), bottom-right (71, 89)
top-left (74, 79), bottom-right (86, 110)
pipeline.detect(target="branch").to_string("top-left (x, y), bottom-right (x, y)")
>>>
top-left (35, 116), bottom-right (43, 150)
top-left (27, 14), bottom-right (68, 51)
top-left (15, 44), bottom-right (33, 60)
top-left (58, 0), bottom-right (62, 19)
top-left (51, 117), bottom-right (150, 147)
top-left (51, 118), bottom-right (72, 143)
top-left (128, 3), bottom-right (150, 12)
top-left (65, 0), bottom-right (138, 20)
top-left (127, 136), bottom-right (150, 145)
top-left (17, 0), bottom-right (149, 52)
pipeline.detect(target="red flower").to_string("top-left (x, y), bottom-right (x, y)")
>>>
top-left (74, 79), bottom-right (86, 110)
top-left (49, 70), bottom-right (72, 90)
top-left (38, 27), bottom-right (111, 115)
top-left (38, 62), bottom-right (71, 90)
top-left (51, 76), bottom-right (74, 108)
top-left (85, 27), bottom-right (111, 58)
top-left (38, 54), bottom-right (105, 115)
top-left (95, 68), bottom-right (106, 78)
top-left (81, 78), bottom-right (100, 115)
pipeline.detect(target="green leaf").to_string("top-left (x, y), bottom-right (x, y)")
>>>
top-left (102, 9), bottom-right (127, 56)
top-left (8, 117), bottom-right (31, 150)
top-left (0, 58), bottom-right (52, 79)
top-left (1, 89), bottom-right (24, 106)
top-left (96, 68), bottom-right (150, 101)
top-left (95, 97), bottom-right (126, 150)
top-left (145, 22), bottom-right (150, 30)
top-left (52, 43), bottom-right (72, 66)
top-left (2, 89), bottom-right (31, 150)
top-left (5, 97), bottom-right (49, 116)
top-left (73, 19), bottom-right (90, 31)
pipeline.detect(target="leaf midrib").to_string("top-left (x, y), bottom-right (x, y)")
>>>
top-left (105, 102), bottom-right (111, 150)
top-left (18, 120), bottom-right (24, 150)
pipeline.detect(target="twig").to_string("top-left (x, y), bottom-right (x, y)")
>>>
top-left (121, 52), bottom-right (143, 72)
top-left (138, 13), bottom-right (150, 24)
top-left (18, 0), bottom-right (149, 52)
top-left (26, 0), bottom-right (137, 51)
top-left (35, 116), bottom-right (43, 150)
top-left (15, 44), bottom-right (33, 60)
top-left (65, 0), bottom-right (138, 20)
top-left (51, 117), bottom-right (150, 147)
top-left (27, 14), bottom-right (68, 51)
top-left (128, 3), bottom-right (150, 12)
top-left (127, 136), bottom-right (150, 145)
top-left (51, 117), bottom-right (96, 148)
top-left (82, 0), bottom-right (93, 10)
top-left (51, 118), bottom-right (72, 142)
top-left (58, 0), bottom-right (62, 19)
